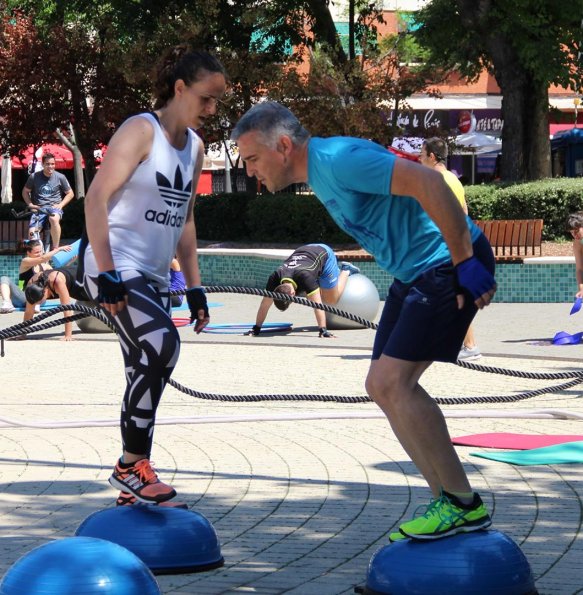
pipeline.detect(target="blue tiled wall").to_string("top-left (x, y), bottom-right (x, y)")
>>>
top-left (196, 255), bottom-right (576, 304)
top-left (0, 255), bottom-right (20, 281)
top-left (0, 254), bottom-right (575, 303)
top-left (493, 263), bottom-right (575, 303)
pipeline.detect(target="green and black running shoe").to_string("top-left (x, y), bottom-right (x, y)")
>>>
top-left (399, 490), bottom-right (491, 541)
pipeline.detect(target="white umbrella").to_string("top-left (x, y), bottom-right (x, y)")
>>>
top-left (454, 132), bottom-right (502, 155)
top-left (453, 133), bottom-right (501, 184)
top-left (390, 136), bottom-right (424, 155)
top-left (1, 155), bottom-right (13, 203)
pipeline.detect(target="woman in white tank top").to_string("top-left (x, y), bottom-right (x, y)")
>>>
top-left (83, 46), bottom-right (226, 507)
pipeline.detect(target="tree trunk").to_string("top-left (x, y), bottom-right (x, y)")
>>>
top-left (485, 34), bottom-right (528, 181)
top-left (497, 71), bottom-right (551, 181)
top-left (55, 127), bottom-right (86, 198)
top-left (525, 81), bottom-right (551, 179)
top-left (348, 0), bottom-right (355, 60)
top-left (305, 0), bottom-right (347, 65)
top-left (458, 2), bottom-right (552, 182)
top-left (499, 80), bottom-right (527, 182)
top-left (72, 152), bottom-right (85, 199)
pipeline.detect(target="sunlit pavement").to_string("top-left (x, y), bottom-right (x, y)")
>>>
top-left (1, 296), bottom-right (582, 594)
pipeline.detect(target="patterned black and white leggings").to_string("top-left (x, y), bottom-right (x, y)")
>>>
top-left (85, 270), bottom-right (180, 457)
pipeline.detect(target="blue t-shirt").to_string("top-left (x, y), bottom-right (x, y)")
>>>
top-left (307, 137), bottom-right (481, 283)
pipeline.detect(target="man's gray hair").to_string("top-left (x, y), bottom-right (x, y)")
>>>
top-left (231, 101), bottom-right (310, 148)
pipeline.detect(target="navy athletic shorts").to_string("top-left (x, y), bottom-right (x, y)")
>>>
top-left (371, 233), bottom-right (495, 363)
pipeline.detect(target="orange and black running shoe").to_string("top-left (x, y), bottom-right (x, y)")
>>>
top-left (109, 459), bottom-right (176, 504)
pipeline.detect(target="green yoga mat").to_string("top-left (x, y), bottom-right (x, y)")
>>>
top-left (471, 441), bottom-right (583, 466)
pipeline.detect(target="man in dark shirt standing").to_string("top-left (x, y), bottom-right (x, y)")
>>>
top-left (22, 152), bottom-right (74, 249)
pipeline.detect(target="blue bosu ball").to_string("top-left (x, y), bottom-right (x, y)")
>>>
top-left (75, 506), bottom-right (224, 575)
top-left (364, 530), bottom-right (537, 595)
top-left (0, 536), bottom-right (161, 594)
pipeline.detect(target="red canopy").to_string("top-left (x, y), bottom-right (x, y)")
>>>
top-left (6, 143), bottom-right (108, 170)
top-left (10, 143), bottom-right (78, 169)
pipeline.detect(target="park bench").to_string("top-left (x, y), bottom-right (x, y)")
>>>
top-left (335, 218), bottom-right (544, 266)
top-left (473, 219), bottom-right (543, 263)
top-left (0, 219), bottom-right (29, 254)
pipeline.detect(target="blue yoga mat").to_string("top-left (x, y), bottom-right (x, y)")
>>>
top-left (172, 301), bottom-right (223, 311)
top-left (14, 300), bottom-right (222, 313)
top-left (201, 322), bottom-right (292, 334)
top-left (14, 299), bottom-right (61, 312)
top-left (471, 441), bottom-right (583, 466)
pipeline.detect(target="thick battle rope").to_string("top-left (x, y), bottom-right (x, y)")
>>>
top-left (1, 288), bottom-right (582, 405)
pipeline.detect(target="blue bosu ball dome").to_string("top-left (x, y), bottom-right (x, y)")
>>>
top-left (75, 506), bottom-right (224, 575)
top-left (364, 530), bottom-right (537, 595)
top-left (0, 536), bottom-right (160, 594)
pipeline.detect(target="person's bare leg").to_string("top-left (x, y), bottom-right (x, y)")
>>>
top-left (336, 269), bottom-right (350, 296)
top-left (366, 355), bottom-right (472, 497)
top-left (0, 282), bottom-right (10, 301)
top-left (463, 325), bottom-right (476, 349)
top-left (320, 270), bottom-right (350, 305)
top-left (49, 215), bottom-right (61, 249)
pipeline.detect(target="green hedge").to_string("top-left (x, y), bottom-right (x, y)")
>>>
top-left (195, 192), bottom-right (354, 244)
top-left (0, 193), bottom-right (355, 244)
top-left (466, 178), bottom-right (583, 240)
top-left (2, 177), bottom-right (582, 243)
top-left (189, 178), bottom-right (583, 242)
top-left (194, 193), bottom-right (252, 240)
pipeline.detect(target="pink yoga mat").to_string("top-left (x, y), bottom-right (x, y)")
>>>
top-left (452, 433), bottom-right (583, 450)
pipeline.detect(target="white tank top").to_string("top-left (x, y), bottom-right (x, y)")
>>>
top-left (84, 112), bottom-right (202, 285)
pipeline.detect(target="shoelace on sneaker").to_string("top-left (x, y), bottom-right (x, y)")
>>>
top-left (132, 459), bottom-right (158, 484)
top-left (412, 494), bottom-right (457, 526)
top-left (412, 496), bottom-right (443, 519)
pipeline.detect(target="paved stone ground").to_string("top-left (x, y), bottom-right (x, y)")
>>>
top-left (1, 294), bottom-right (583, 594)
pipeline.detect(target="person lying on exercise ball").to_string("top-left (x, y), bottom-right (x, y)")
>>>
top-left (248, 243), bottom-right (359, 338)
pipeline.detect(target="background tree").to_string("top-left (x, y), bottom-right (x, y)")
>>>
top-left (0, 0), bottom-right (311, 194)
top-left (0, 10), bottom-right (60, 153)
top-left (413, 0), bottom-right (583, 182)
top-left (268, 43), bottom-right (438, 145)
top-left (0, 4), bottom-right (152, 197)
top-left (1, 0), bottom-right (438, 198)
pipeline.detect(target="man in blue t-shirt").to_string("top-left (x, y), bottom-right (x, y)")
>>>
top-left (232, 102), bottom-right (497, 543)
top-left (22, 152), bottom-right (75, 249)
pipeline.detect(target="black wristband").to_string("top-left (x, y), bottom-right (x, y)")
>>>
top-left (97, 269), bottom-right (126, 305)
top-left (185, 286), bottom-right (209, 323)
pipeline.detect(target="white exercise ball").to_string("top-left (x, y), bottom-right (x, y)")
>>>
top-left (325, 273), bottom-right (380, 330)
top-left (75, 300), bottom-right (112, 333)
